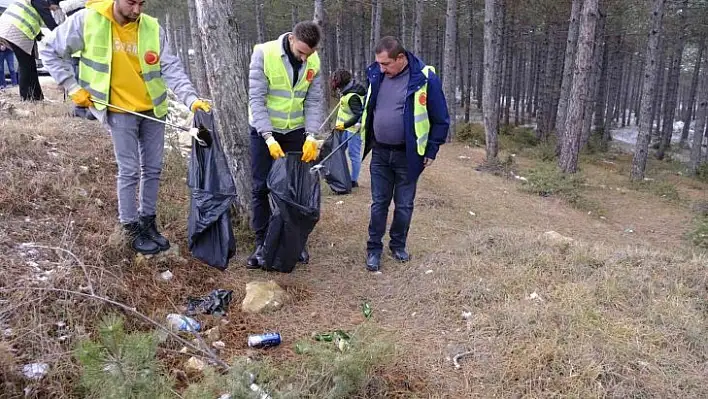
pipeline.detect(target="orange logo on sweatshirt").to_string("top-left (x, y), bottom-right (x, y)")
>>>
top-left (144, 51), bottom-right (159, 65)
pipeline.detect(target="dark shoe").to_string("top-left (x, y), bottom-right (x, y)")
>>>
top-left (298, 246), bottom-right (310, 264)
top-left (366, 252), bottom-right (381, 272)
top-left (139, 215), bottom-right (170, 251)
top-left (247, 245), bottom-right (265, 269)
top-left (351, 181), bottom-right (359, 188)
top-left (390, 248), bottom-right (410, 262)
top-left (123, 222), bottom-right (160, 255)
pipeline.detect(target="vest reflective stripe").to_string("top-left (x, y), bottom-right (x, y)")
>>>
top-left (361, 65), bottom-right (434, 156)
top-left (337, 92), bottom-right (364, 133)
top-left (4, 0), bottom-right (42, 39)
top-left (80, 10), bottom-right (168, 117)
top-left (248, 39), bottom-right (321, 130)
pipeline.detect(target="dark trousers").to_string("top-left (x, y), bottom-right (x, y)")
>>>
top-left (9, 43), bottom-right (42, 101)
top-left (250, 127), bottom-right (306, 244)
top-left (367, 146), bottom-right (418, 254)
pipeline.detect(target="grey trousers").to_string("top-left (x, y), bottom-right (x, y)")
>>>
top-left (107, 111), bottom-right (165, 224)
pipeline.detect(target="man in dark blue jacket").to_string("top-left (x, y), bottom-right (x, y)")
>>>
top-left (360, 36), bottom-right (450, 272)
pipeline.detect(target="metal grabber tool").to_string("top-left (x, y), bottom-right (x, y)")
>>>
top-left (91, 98), bottom-right (212, 147)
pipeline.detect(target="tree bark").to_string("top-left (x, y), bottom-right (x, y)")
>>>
top-left (443, 0), bottom-right (458, 132)
top-left (370, 0), bottom-right (381, 56)
top-left (188, 0), bottom-right (209, 97)
top-left (401, 1), bottom-right (407, 49)
top-left (690, 66), bottom-right (708, 175)
top-left (656, 39), bottom-right (685, 160)
top-left (291, 4), bottom-right (298, 27)
top-left (313, 0), bottom-right (330, 111)
top-left (483, 0), bottom-right (503, 161)
top-left (194, 0), bottom-right (252, 223)
top-left (581, 8), bottom-right (605, 147)
top-left (464, 5), bottom-right (474, 122)
top-left (555, 0), bottom-right (582, 140)
top-left (593, 31), bottom-right (609, 132)
top-left (255, 2), bottom-right (265, 43)
top-left (681, 39), bottom-right (705, 146)
top-left (414, 0), bottom-right (423, 56)
top-left (631, 0), bottom-right (665, 181)
top-left (335, 0), bottom-right (343, 69)
top-left (559, 0), bottom-right (598, 173)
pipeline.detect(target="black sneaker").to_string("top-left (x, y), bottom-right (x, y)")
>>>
top-left (139, 215), bottom-right (170, 251)
top-left (123, 222), bottom-right (160, 255)
top-left (351, 181), bottom-right (359, 188)
top-left (247, 245), bottom-right (265, 269)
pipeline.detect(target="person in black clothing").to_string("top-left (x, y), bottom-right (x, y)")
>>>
top-left (331, 69), bottom-right (366, 187)
top-left (0, 0), bottom-right (60, 101)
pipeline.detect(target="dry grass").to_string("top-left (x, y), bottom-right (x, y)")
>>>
top-left (2, 84), bottom-right (708, 398)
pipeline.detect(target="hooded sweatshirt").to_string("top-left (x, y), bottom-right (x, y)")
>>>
top-left (339, 80), bottom-right (366, 129)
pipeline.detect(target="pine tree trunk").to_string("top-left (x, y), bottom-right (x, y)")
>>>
top-left (559, 0), bottom-right (598, 173)
top-left (414, 0), bottom-right (423, 56)
top-left (681, 40), bottom-right (705, 146)
top-left (464, 6), bottom-right (474, 122)
top-left (370, 0), bottom-right (381, 56)
top-left (502, 7), bottom-right (514, 127)
top-left (656, 40), bottom-right (685, 160)
top-left (255, 2), bottom-right (266, 43)
top-left (651, 43), bottom-right (668, 141)
top-left (631, 0), bottom-right (665, 181)
top-left (476, 39), bottom-right (484, 110)
top-left (291, 4), bottom-right (298, 26)
top-left (401, 1), bottom-right (407, 49)
top-left (593, 32), bottom-right (609, 132)
top-left (483, 0), bottom-right (503, 161)
top-left (194, 0), bottom-right (251, 223)
top-left (581, 8), bottom-right (605, 147)
top-left (355, 1), bottom-right (366, 81)
top-left (620, 52), bottom-right (634, 127)
top-left (180, 28), bottom-right (192, 81)
top-left (443, 0), bottom-right (458, 133)
top-left (690, 66), bottom-right (708, 175)
top-left (335, 1), bottom-right (343, 69)
top-left (188, 0), bottom-right (209, 97)
top-left (555, 0), bottom-right (582, 141)
top-left (313, 0), bottom-right (330, 112)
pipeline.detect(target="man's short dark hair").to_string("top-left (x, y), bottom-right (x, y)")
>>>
top-left (293, 21), bottom-right (322, 49)
top-left (331, 69), bottom-right (352, 90)
top-left (374, 36), bottom-right (406, 58)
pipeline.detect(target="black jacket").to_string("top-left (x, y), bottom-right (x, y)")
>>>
top-left (340, 81), bottom-right (366, 129)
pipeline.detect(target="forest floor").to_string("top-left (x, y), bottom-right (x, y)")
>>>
top-left (2, 82), bottom-right (708, 398)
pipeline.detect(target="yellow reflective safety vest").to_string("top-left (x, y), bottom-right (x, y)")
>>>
top-left (79, 9), bottom-right (168, 117)
top-left (336, 92), bottom-right (364, 133)
top-left (250, 39), bottom-right (321, 130)
top-left (3, 0), bottom-right (42, 40)
top-left (360, 65), bottom-right (436, 156)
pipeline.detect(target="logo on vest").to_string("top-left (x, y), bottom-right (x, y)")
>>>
top-left (419, 92), bottom-right (427, 106)
top-left (306, 69), bottom-right (315, 83)
top-left (144, 51), bottom-right (159, 65)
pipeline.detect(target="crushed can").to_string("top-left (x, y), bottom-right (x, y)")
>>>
top-left (248, 332), bottom-right (281, 348)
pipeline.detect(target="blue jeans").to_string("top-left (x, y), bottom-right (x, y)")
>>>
top-left (0, 49), bottom-right (17, 87)
top-left (367, 146), bottom-right (418, 254)
top-left (250, 127), bottom-right (306, 244)
top-left (342, 131), bottom-right (362, 182)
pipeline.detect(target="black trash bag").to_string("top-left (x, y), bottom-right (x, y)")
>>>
top-left (262, 153), bottom-right (321, 273)
top-left (316, 130), bottom-right (352, 194)
top-left (187, 110), bottom-right (237, 270)
top-left (186, 289), bottom-right (234, 317)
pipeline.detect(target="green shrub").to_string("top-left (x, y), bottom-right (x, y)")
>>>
top-left (455, 123), bottom-right (486, 146)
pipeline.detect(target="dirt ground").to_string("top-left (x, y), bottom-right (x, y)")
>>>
top-left (2, 82), bottom-right (708, 398)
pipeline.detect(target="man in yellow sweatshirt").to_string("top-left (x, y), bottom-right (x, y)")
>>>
top-left (40, 0), bottom-right (210, 255)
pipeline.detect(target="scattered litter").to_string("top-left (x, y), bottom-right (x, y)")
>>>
top-left (79, 166), bottom-right (89, 173)
top-left (95, 198), bottom-right (104, 207)
top-left (511, 153), bottom-right (517, 157)
top-left (453, 351), bottom-right (473, 369)
top-left (514, 175), bottom-right (528, 182)
top-left (335, 200), bottom-right (344, 205)
top-left (373, 271), bottom-right (383, 275)
top-left (425, 269), bottom-right (434, 275)
top-left (643, 177), bottom-right (654, 181)
top-left (166, 314), bottom-right (201, 332)
top-left (468, 211), bottom-right (476, 216)
top-left (411, 312), bottom-right (417, 317)
top-left (362, 302), bottom-right (373, 319)
top-left (458, 155), bottom-right (471, 160)
top-left (186, 289), bottom-right (233, 317)
top-left (24, 217), bottom-right (30, 222)
top-left (179, 347), bottom-right (188, 353)
top-left (462, 311), bottom-right (472, 320)
top-left (159, 270), bottom-right (173, 281)
top-left (212, 341), bottom-right (226, 350)
top-left (3, 328), bottom-right (13, 337)
top-left (22, 363), bottom-right (49, 380)
top-left (248, 332), bottom-right (281, 348)
top-left (600, 216), bottom-right (606, 220)
top-left (624, 228), bottom-right (635, 234)
top-left (77, 188), bottom-right (88, 197)
top-left (527, 291), bottom-right (543, 301)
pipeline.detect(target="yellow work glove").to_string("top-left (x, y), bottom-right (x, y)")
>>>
top-left (301, 134), bottom-right (318, 163)
top-left (265, 135), bottom-right (285, 159)
top-left (191, 99), bottom-right (211, 113)
top-left (69, 88), bottom-right (93, 108)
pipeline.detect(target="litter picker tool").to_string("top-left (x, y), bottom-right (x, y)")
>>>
top-left (90, 98), bottom-right (212, 147)
top-left (310, 127), bottom-right (360, 175)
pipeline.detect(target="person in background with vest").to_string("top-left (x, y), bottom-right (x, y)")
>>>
top-left (331, 69), bottom-right (366, 188)
top-left (246, 21), bottom-right (324, 269)
top-left (0, 0), bottom-right (60, 101)
top-left (360, 36), bottom-right (450, 272)
top-left (40, 0), bottom-right (211, 255)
